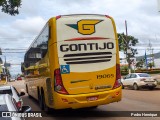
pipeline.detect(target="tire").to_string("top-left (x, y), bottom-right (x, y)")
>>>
top-left (26, 85), bottom-right (31, 98)
top-left (28, 94), bottom-right (32, 98)
top-left (26, 85), bottom-right (28, 93)
top-left (39, 91), bottom-right (51, 113)
top-left (82, 106), bottom-right (98, 110)
top-left (133, 83), bottom-right (139, 90)
top-left (43, 95), bottom-right (52, 113)
top-left (39, 93), bottom-right (44, 110)
top-left (149, 87), bottom-right (154, 90)
top-left (121, 83), bottom-right (124, 89)
top-left (88, 106), bottom-right (98, 109)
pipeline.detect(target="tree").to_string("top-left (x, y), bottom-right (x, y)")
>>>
top-left (118, 33), bottom-right (139, 70)
top-left (148, 62), bottom-right (154, 69)
top-left (136, 59), bottom-right (144, 69)
top-left (0, 0), bottom-right (21, 16)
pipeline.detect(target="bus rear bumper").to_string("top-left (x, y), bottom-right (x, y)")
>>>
top-left (53, 87), bottom-right (122, 109)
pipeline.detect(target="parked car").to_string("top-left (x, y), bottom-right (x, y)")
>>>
top-left (0, 85), bottom-right (25, 110)
top-left (9, 77), bottom-right (16, 82)
top-left (121, 73), bottom-right (157, 90)
top-left (0, 94), bottom-right (31, 120)
top-left (17, 77), bottom-right (22, 80)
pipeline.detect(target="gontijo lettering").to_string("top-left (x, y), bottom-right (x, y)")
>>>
top-left (60, 42), bottom-right (114, 52)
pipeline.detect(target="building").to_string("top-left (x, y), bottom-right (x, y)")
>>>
top-left (136, 52), bottom-right (160, 68)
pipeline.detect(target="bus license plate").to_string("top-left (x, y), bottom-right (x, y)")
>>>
top-left (148, 83), bottom-right (153, 86)
top-left (87, 96), bottom-right (98, 101)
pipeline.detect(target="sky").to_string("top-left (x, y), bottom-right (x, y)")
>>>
top-left (0, 0), bottom-right (160, 75)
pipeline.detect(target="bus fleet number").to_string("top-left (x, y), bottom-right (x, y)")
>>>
top-left (97, 74), bottom-right (114, 79)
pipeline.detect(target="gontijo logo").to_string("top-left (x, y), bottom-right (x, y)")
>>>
top-left (66, 19), bottom-right (103, 35)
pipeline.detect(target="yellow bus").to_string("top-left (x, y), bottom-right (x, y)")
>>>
top-left (0, 67), bottom-right (7, 85)
top-left (22, 14), bottom-right (122, 111)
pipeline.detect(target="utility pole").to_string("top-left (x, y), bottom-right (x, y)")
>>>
top-left (0, 48), bottom-right (2, 55)
top-left (4, 56), bottom-right (6, 74)
top-left (148, 40), bottom-right (154, 68)
top-left (125, 20), bottom-right (128, 42)
top-left (4, 55), bottom-right (8, 82)
top-left (125, 20), bottom-right (131, 73)
top-left (158, 0), bottom-right (160, 12)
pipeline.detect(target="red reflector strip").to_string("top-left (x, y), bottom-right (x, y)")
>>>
top-left (115, 91), bottom-right (120, 96)
top-left (105, 15), bottom-right (112, 18)
top-left (65, 37), bottom-right (110, 41)
top-left (62, 98), bottom-right (68, 102)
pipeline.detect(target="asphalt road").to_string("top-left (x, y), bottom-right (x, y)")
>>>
top-left (7, 80), bottom-right (160, 120)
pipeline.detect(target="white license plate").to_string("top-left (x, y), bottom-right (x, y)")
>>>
top-left (148, 83), bottom-right (153, 86)
top-left (87, 96), bottom-right (98, 101)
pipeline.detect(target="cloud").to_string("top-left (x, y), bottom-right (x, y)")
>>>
top-left (0, 17), bottom-right (46, 51)
top-left (11, 16), bottom-right (46, 36)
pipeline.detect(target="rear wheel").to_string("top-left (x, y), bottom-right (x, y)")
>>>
top-left (26, 85), bottom-right (31, 98)
top-left (39, 90), bottom-right (51, 113)
top-left (88, 106), bottom-right (98, 109)
top-left (39, 94), bottom-right (44, 110)
top-left (133, 83), bottom-right (139, 90)
top-left (43, 95), bottom-right (51, 113)
top-left (121, 83), bottom-right (124, 89)
top-left (82, 106), bottom-right (98, 110)
top-left (26, 85), bottom-right (28, 93)
top-left (149, 87), bottom-right (154, 90)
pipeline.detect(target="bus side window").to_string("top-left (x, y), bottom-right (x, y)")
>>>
top-left (23, 24), bottom-right (49, 70)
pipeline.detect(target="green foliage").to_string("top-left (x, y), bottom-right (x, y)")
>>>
top-left (135, 69), bottom-right (160, 74)
top-left (120, 66), bottom-right (128, 72)
top-left (148, 62), bottom-right (154, 69)
top-left (120, 66), bottom-right (129, 75)
top-left (121, 71), bottom-right (128, 75)
top-left (20, 74), bottom-right (24, 77)
top-left (118, 33), bottom-right (139, 56)
top-left (0, 0), bottom-right (21, 15)
top-left (118, 33), bottom-right (139, 68)
top-left (136, 59), bottom-right (144, 69)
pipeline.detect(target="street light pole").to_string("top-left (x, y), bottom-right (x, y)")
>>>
top-left (4, 56), bottom-right (6, 74)
top-left (0, 48), bottom-right (2, 55)
top-left (125, 20), bottom-right (131, 74)
top-left (125, 20), bottom-right (128, 41)
top-left (158, 0), bottom-right (160, 12)
top-left (4, 55), bottom-right (8, 82)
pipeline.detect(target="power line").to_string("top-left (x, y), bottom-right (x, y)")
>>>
top-left (2, 52), bottom-right (25, 53)
top-left (2, 49), bottom-right (27, 50)
top-left (0, 37), bottom-right (35, 39)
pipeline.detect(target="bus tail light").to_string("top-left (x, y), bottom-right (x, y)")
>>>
top-left (54, 69), bottom-right (68, 94)
top-left (113, 64), bottom-right (121, 89)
